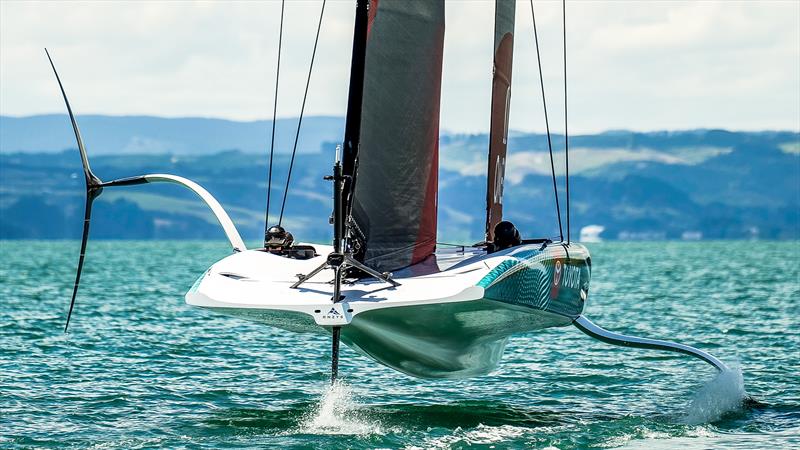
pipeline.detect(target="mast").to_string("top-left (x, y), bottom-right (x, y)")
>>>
top-left (485, 0), bottom-right (516, 242)
top-left (325, 1), bottom-right (371, 383)
top-left (341, 0), bottom-right (370, 225)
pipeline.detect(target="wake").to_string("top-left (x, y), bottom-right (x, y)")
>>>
top-left (683, 363), bottom-right (752, 424)
top-left (297, 381), bottom-right (384, 435)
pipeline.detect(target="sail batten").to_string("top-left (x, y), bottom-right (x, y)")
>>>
top-left (486, 0), bottom-right (515, 241)
top-left (349, 0), bottom-right (445, 272)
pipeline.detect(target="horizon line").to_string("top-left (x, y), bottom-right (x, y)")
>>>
top-left (1, 113), bottom-right (798, 136)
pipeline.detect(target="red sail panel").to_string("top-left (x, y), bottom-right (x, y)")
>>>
top-left (351, 0), bottom-right (445, 272)
top-left (486, 0), bottom-right (515, 241)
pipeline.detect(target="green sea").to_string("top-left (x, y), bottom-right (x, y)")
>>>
top-left (1, 240), bottom-right (798, 449)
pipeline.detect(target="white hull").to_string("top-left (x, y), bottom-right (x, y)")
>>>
top-left (186, 242), bottom-right (591, 378)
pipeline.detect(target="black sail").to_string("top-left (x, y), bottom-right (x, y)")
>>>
top-left (349, 0), bottom-right (445, 272)
top-left (486, 0), bottom-right (515, 241)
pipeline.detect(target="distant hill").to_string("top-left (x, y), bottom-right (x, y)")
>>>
top-left (0, 115), bottom-right (798, 242)
top-left (0, 114), bottom-right (343, 154)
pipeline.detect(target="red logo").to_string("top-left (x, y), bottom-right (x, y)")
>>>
top-left (550, 260), bottom-right (562, 299)
top-left (553, 260), bottom-right (562, 286)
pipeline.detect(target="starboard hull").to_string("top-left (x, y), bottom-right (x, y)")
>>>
top-left (186, 242), bottom-right (591, 378)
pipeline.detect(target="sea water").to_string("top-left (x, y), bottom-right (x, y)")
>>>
top-left (1, 240), bottom-right (798, 449)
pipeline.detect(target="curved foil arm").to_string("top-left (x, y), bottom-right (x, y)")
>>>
top-left (103, 174), bottom-right (246, 252)
top-left (573, 315), bottom-right (729, 372)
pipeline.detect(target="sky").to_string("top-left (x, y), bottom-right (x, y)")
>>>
top-left (1, 0), bottom-right (798, 134)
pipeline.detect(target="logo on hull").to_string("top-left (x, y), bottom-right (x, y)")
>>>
top-left (553, 260), bottom-right (562, 286)
top-left (322, 307), bottom-right (341, 320)
top-left (550, 259), bottom-right (583, 299)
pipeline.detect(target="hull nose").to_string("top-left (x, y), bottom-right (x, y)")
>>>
top-left (314, 303), bottom-right (353, 326)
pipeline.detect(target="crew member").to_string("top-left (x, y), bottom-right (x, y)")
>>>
top-left (265, 225), bottom-right (294, 252)
top-left (490, 220), bottom-right (522, 252)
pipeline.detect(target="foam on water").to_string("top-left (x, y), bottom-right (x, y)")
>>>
top-left (683, 363), bottom-right (746, 424)
top-left (297, 381), bottom-right (384, 435)
top-left (405, 424), bottom-right (531, 450)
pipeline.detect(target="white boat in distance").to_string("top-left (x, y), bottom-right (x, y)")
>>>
top-left (49, 0), bottom-right (731, 387)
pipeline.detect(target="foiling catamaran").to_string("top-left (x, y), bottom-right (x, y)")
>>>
top-left (49, 0), bottom-right (730, 384)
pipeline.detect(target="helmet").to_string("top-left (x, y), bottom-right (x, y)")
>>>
top-left (493, 220), bottom-right (521, 250)
top-left (266, 225), bottom-right (294, 249)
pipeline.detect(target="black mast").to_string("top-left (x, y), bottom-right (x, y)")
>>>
top-left (292, 0), bottom-right (397, 384)
top-left (332, 0), bottom-right (369, 384)
top-left (341, 0), bottom-right (370, 223)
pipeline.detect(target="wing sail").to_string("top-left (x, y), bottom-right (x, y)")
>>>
top-left (349, 0), bottom-right (445, 272)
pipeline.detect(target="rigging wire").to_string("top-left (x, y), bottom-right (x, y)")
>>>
top-left (563, 0), bottom-right (571, 243)
top-left (278, 0), bottom-right (326, 226)
top-left (264, 0), bottom-right (285, 241)
top-left (529, 0), bottom-right (564, 243)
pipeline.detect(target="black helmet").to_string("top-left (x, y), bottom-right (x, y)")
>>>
top-left (267, 225), bottom-right (285, 236)
top-left (266, 225), bottom-right (294, 249)
top-left (493, 220), bottom-right (521, 250)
